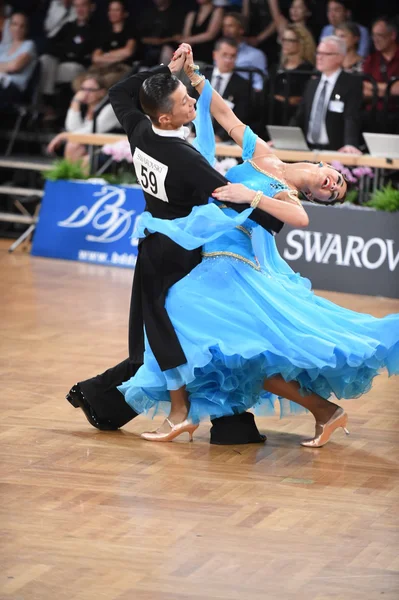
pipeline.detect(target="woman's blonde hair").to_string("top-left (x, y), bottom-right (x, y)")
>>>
top-left (281, 23), bottom-right (316, 66)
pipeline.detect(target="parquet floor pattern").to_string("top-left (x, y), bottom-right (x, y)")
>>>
top-left (1, 240), bottom-right (398, 600)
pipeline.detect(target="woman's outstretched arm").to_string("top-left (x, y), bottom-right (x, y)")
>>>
top-left (177, 45), bottom-right (273, 156)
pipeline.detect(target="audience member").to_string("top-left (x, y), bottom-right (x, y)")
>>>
top-left (271, 23), bottom-right (315, 124)
top-left (3, 1), bottom-right (48, 53)
top-left (203, 37), bottom-right (251, 141)
top-left (320, 0), bottom-right (370, 58)
top-left (180, 0), bottom-right (224, 66)
top-left (44, 0), bottom-right (76, 39)
top-left (242, 0), bottom-right (279, 67)
top-left (222, 12), bottom-right (267, 90)
top-left (0, 11), bottom-right (36, 109)
top-left (335, 21), bottom-right (363, 73)
top-left (40, 0), bottom-right (96, 118)
top-left (268, 0), bottom-right (317, 44)
top-left (291, 35), bottom-right (363, 153)
top-left (136, 0), bottom-right (186, 67)
top-left (362, 16), bottom-right (399, 132)
top-left (46, 72), bottom-right (120, 165)
top-left (91, 0), bottom-right (136, 68)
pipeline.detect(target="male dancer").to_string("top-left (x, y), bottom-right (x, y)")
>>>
top-left (66, 49), bottom-right (284, 444)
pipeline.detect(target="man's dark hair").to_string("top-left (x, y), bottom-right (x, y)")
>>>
top-left (335, 20), bottom-right (361, 47)
top-left (225, 12), bottom-right (248, 33)
top-left (327, 0), bottom-right (352, 10)
top-left (372, 15), bottom-right (398, 35)
top-left (139, 73), bottom-right (181, 124)
top-left (108, 0), bottom-right (127, 8)
top-left (214, 37), bottom-right (239, 51)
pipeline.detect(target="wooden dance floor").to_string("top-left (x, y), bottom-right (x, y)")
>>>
top-left (1, 239), bottom-right (399, 600)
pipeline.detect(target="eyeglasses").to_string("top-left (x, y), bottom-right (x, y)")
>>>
top-left (316, 51), bottom-right (340, 57)
top-left (281, 37), bottom-right (299, 43)
top-left (80, 87), bottom-right (101, 92)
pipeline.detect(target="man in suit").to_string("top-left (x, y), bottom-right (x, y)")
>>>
top-left (290, 35), bottom-right (363, 153)
top-left (222, 12), bottom-right (267, 91)
top-left (203, 38), bottom-right (251, 142)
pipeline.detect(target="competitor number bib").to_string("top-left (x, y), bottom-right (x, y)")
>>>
top-left (133, 147), bottom-right (169, 203)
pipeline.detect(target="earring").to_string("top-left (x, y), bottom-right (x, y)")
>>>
top-left (318, 161), bottom-right (323, 167)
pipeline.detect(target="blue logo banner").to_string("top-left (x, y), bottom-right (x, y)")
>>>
top-left (31, 180), bottom-right (146, 268)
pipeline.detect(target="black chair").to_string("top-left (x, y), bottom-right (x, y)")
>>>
top-left (232, 66), bottom-right (269, 137)
top-left (5, 60), bottom-right (42, 156)
top-left (382, 76), bottom-right (399, 134)
top-left (267, 68), bottom-right (315, 127)
top-left (356, 72), bottom-right (379, 139)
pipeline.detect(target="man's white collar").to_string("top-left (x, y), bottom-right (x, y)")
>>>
top-left (152, 124), bottom-right (190, 140)
top-left (213, 67), bottom-right (231, 79)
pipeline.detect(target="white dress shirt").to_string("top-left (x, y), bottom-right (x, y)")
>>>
top-left (151, 125), bottom-right (190, 140)
top-left (308, 69), bottom-right (342, 146)
top-left (210, 67), bottom-right (233, 98)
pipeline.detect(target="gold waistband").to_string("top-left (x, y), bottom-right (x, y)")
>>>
top-left (202, 251), bottom-right (261, 271)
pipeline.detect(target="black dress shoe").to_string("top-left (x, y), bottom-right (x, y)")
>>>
top-left (66, 384), bottom-right (119, 430)
top-left (210, 412), bottom-right (267, 445)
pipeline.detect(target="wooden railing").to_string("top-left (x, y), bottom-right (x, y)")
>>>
top-left (64, 132), bottom-right (399, 170)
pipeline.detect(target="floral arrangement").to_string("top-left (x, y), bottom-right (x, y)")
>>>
top-left (100, 139), bottom-right (136, 184)
top-left (330, 160), bottom-right (399, 211)
top-left (102, 139), bottom-right (133, 163)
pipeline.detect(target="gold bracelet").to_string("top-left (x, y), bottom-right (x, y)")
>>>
top-left (251, 190), bottom-right (263, 209)
top-left (191, 75), bottom-right (205, 88)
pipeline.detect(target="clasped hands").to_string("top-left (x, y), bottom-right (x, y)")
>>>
top-left (169, 43), bottom-right (198, 78)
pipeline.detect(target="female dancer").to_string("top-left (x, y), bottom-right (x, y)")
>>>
top-left (118, 47), bottom-right (399, 448)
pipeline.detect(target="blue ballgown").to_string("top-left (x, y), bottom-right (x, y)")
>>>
top-left (118, 81), bottom-right (399, 422)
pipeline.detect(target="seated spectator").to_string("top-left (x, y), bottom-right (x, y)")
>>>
top-left (335, 21), bottom-right (363, 73)
top-left (46, 73), bottom-right (120, 166)
top-left (222, 12), bottom-right (267, 90)
top-left (362, 16), bottom-right (399, 133)
top-left (180, 0), bottom-right (224, 66)
top-left (242, 0), bottom-right (278, 67)
top-left (2, 1), bottom-right (48, 53)
top-left (0, 11), bottom-right (36, 109)
top-left (39, 0), bottom-right (95, 119)
top-left (91, 0), bottom-right (136, 68)
top-left (320, 0), bottom-right (370, 58)
top-left (271, 23), bottom-right (315, 125)
top-left (203, 37), bottom-right (251, 141)
top-left (137, 0), bottom-right (187, 67)
top-left (290, 35), bottom-right (363, 153)
top-left (44, 0), bottom-right (76, 39)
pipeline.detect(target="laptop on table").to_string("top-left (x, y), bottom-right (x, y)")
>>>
top-left (266, 125), bottom-right (310, 151)
top-left (363, 132), bottom-right (399, 159)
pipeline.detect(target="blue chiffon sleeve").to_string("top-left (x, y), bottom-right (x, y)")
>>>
top-left (192, 80), bottom-right (216, 167)
top-left (192, 79), bottom-right (257, 163)
top-left (135, 203), bottom-right (254, 251)
top-left (242, 126), bottom-right (258, 160)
